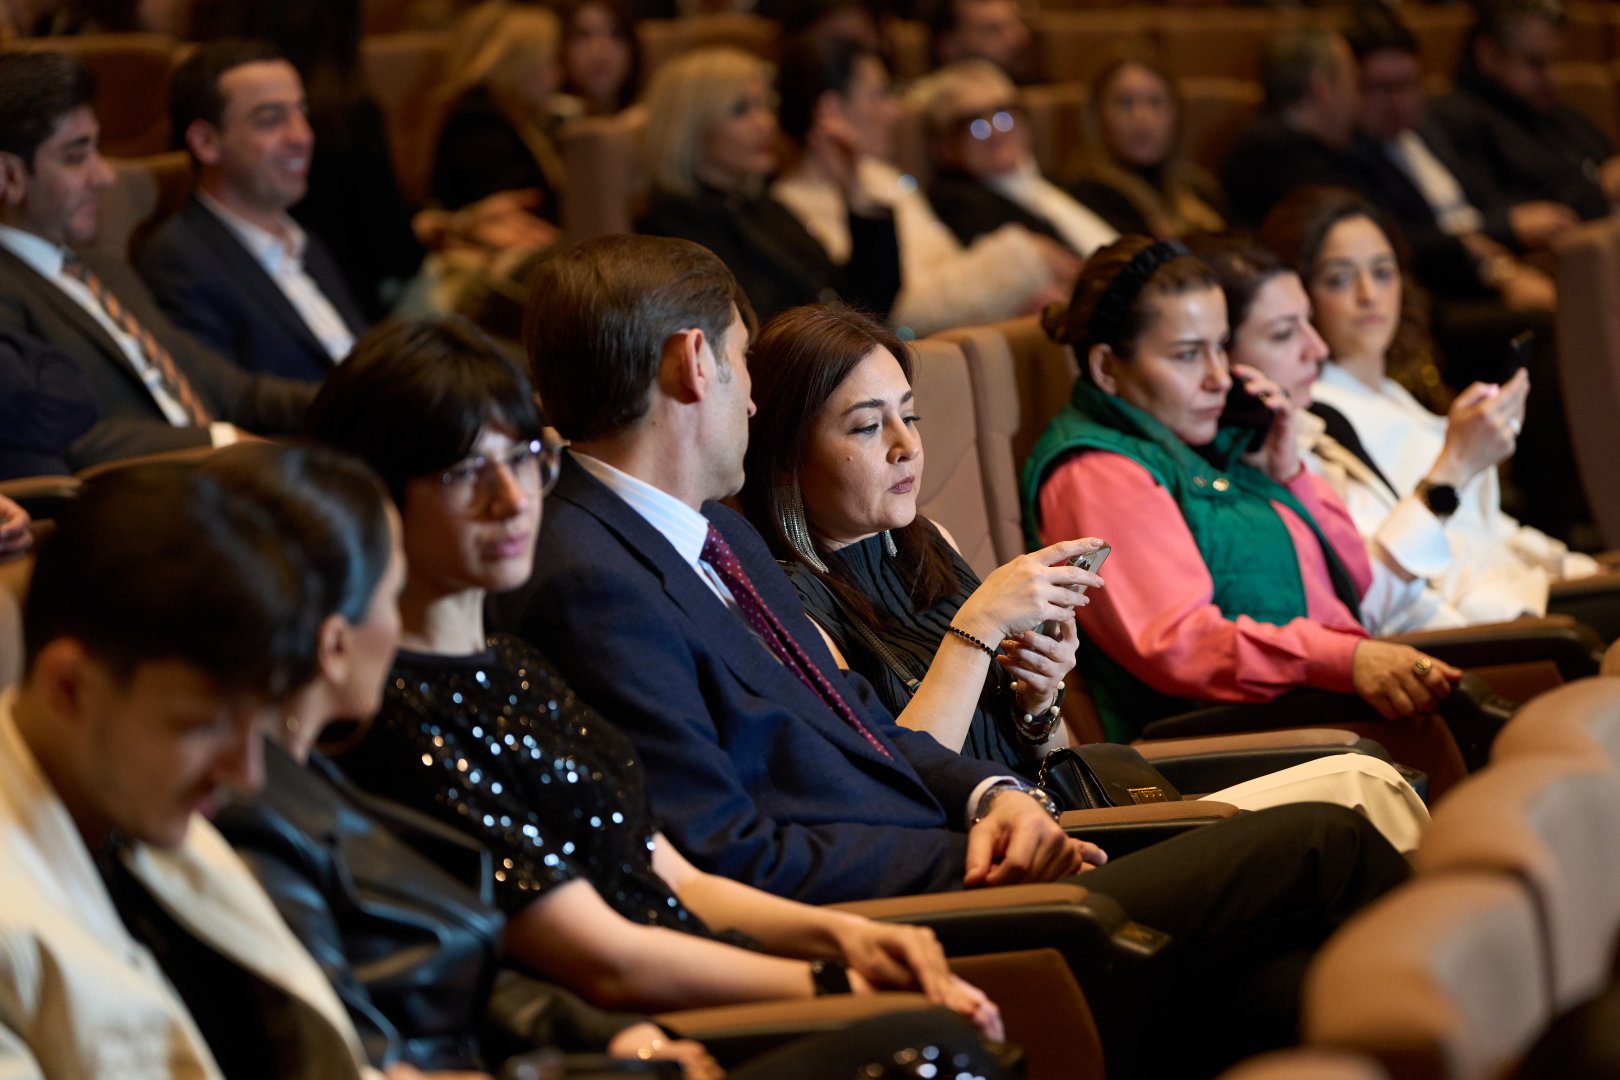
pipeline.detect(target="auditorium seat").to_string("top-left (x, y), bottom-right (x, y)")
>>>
top-left (16, 33), bottom-right (176, 157)
top-left (358, 30), bottom-right (449, 204)
top-left (1416, 757), bottom-right (1620, 1010)
top-left (1492, 676), bottom-right (1620, 773)
top-left (884, 18), bottom-right (930, 83)
top-left (558, 108), bottom-right (646, 243)
top-left (1177, 75), bottom-right (1263, 176)
top-left (1400, 6), bottom-right (1473, 80)
top-left (1552, 217), bottom-right (1620, 547)
top-left (1157, 9), bottom-right (1298, 81)
top-left (636, 13), bottom-right (778, 78)
top-left (1030, 10), bottom-right (1154, 85)
top-left (910, 336), bottom-right (998, 578)
top-left (1219, 1049), bottom-right (1390, 1080)
top-left (85, 151), bottom-right (192, 265)
top-left (1304, 872), bottom-right (1552, 1079)
top-left (1561, 3), bottom-right (1616, 65)
top-left (0, 555), bottom-right (29, 693)
top-left (1019, 81), bottom-right (1088, 186)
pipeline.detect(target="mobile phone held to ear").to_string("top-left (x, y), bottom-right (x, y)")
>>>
top-left (1221, 378), bottom-right (1275, 451)
top-left (1040, 544), bottom-right (1111, 636)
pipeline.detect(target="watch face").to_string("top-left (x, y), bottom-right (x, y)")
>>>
top-left (1423, 483), bottom-right (1460, 516)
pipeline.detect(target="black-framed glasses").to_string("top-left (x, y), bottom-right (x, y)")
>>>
top-left (437, 435), bottom-right (563, 513)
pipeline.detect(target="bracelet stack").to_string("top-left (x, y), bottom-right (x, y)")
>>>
top-left (1009, 679), bottom-right (1065, 745)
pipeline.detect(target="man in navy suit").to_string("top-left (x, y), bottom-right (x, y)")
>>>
top-left (139, 40), bottom-right (368, 382)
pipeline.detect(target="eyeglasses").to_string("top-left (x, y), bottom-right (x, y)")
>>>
top-left (952, 106), bottom-right (1021, 141)
top-left (437, 435), bottom-right (562, 513)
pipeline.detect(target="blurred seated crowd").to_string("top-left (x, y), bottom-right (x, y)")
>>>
top-left (4, 0), bottom-right (1620, 1076)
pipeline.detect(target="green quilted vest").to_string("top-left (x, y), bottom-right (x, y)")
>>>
top-left (1020, 380), bottom-right (1362, 740)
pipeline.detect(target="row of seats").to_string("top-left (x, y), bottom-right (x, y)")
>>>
top-left (1215, 674), bottom-right (1620, 1078)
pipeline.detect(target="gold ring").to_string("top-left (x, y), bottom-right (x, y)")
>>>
top-left (1412, 658), bottom-right (1433, 678)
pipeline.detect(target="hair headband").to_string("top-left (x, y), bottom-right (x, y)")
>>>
top-left (1087, 239), bottom-right (1192, 350)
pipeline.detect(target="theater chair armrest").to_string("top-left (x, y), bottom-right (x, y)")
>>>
top-left (1389, 615), bottom-right (1602, 681)
top-left (827, 883), bottom-right (1168, 978)
top-left (1548, 575), bottom-right (1620, 644)
top-left (1060, 800), bottom-right (1239, 857)
top-left (0, 474), bottom-right (80, 523)
top-left (654, 993), bottom-right (935, 1066)
top-left (1131, 729), bottom-right (1391, 792)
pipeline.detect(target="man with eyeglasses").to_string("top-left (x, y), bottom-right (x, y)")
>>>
top-left (915, 60), bottom-right (1116, 261)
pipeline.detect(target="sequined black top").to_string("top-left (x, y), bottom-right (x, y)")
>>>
top-left (333, 634), bottom-right (716, 938)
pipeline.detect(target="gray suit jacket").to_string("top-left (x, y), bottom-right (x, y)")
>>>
top-left (0, 244), bottom-right (313, 467)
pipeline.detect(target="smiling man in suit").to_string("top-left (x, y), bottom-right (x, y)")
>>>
top-left (498, 233), bottom-right (1409, 1076)
top-left (139, 40), bottom-right (368, 382)
top-left (0, 52), bottom-right (313, 467)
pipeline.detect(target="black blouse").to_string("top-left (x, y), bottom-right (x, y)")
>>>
top-left (333, 634), bottom-right (717, 939)
top-left (785, 531), bottom-right (1036, 776)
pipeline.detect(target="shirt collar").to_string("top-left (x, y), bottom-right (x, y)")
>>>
top-left (196, 190), bottom-right (306, 270)
top-left (571, 451), bottom-right (711, 569)
top-left (0, 224), bottom-right (66, 277)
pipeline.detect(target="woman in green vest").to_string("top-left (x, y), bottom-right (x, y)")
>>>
top-left (1022, 236), bottom-right (1460, 743)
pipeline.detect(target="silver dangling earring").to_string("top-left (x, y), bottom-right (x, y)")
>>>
top-left (776, 482), bottom-right (828, 572)
top-left (882, 530), bottom-right (898, 557)
top-left (283, 712), bottom-right (302, 739)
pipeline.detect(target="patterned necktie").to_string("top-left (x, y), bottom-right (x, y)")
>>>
top-left (62, 254), bottom-right (212, 425)
top-left (701, 525), bottom-right (893, 759)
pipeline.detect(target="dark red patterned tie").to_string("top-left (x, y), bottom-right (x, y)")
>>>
top-left (701, 525), bottom-right (892, 759)
top-left (63, 253), bottom-right (212, 424)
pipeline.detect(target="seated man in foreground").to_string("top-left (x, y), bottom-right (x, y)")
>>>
top-left (0, 464), bottom-right (374, 1078)
top-left (496, 233), bottom-right (1411, 1077)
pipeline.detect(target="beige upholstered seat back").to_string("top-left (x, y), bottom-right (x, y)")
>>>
top-left (18, 33), bottom-right (176, 156)
top-left (936, 315), bottom-right (1078, 566)
top-left (909, 336), bottom-right (998, 580)
top-left (1304, 872), bottom-right (1551, 1080)
top-left (1492, 676), bottom-right (1620, 771)
top-left (559, 109), bottom-right (647, 243)
top-left (87, 152), bottom-right (192, 264)
top-left (1416, 757), bottom-right (1620, 1009)
top-left (359, 30), bottom-right (450, 204)
top-left (1217, 1049), bottom-right (1390, 1080)
top-left (1554, 217), bottom-right (1620, 548)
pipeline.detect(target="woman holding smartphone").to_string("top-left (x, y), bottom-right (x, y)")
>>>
top-left (1024, 237), bottom-right (1460, 748)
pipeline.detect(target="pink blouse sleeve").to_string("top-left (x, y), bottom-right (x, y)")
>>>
top-left (1036, 452), bottom-right (1362, 702)
top-left (1286, 468), bottom-right (1374, 599)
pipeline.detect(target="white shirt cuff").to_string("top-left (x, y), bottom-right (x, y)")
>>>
top-left (966, 775), bottom-right (1023, 826)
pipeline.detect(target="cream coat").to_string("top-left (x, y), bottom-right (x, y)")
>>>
top-left (0, 691), bottom-right (380, 1080)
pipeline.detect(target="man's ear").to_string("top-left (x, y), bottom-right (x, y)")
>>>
top-left (0, 152), bottom-right (30, 210)
top-left (1088, 343), bottom-right (1120, 394)
top-left (658, 328), bottom-right (707, 405)
top-left (30, 638), bottom-right (105, 733)
top-left (184, 119), bottom-right (223, 168)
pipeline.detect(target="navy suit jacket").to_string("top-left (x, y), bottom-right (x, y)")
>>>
top-left (138, 196), bottom-right (369, 382)
top-left (0, 245), bottom-right (313, 467)
top-left (491, 455), bottom-right (1003, 904)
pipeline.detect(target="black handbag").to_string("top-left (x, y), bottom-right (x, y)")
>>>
top-left (1036, 743), bottom-right (1183, 811)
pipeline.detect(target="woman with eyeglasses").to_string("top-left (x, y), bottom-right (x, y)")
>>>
top-left (916, 60), bottom-right (1118, 262)
top-left (771, 36), bottom-right (1077, 336)
top-left (636, 47), bottom-right (901, 324)
top-left (301, 317), bottom-right (1007, 1051)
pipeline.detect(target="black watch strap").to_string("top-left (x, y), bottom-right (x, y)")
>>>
top-left (1416, 480), bottom-right (1460, 518)
top-left (809, 959), bottom-right (852, 996)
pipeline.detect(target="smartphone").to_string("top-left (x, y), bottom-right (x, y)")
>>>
top-left (1221, 378), bottom-right (1275, 451)
top-left (1039, 544), bottom-right (1111, 636)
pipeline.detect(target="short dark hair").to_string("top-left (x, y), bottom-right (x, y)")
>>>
top-left (169, 38), bottom-right (286, 155)
top-left (1183, 233), bottom-right (1290, 334)
top-left (777, 34), bottom-right (879, 144)
top-left (23, 462), bottom-right (320, 697)
top-left (740, 304), bottom-right (959, 625)
top-left (1261, 29), bottom-right (1346, 112)
top-left (523, 235), bottom-right (753, 442)
top-left (305, 317), bottom-right (542, 505)
top-left (1042, 235), bottom-right (1219, 380)
top-left (1345, 4), bottom-right (1419, 62)
top-left (0, 53), bottom-right (97, 168)
top-left (1472, 0), bottom-right (1565, 53)
top-left (204, 443), bottom-right (393, 627)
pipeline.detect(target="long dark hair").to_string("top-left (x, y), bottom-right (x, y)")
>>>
top-left (1183, 232), bottom-right (1291, 338)
top-left (740, 305), bottom-right (958, 628)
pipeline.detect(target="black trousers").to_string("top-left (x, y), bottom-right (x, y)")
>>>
top-left (1076, 802), bottom-right (1410, 1078)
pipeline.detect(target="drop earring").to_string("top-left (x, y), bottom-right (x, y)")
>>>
top-left (776, 482), bottom-right (828, 572)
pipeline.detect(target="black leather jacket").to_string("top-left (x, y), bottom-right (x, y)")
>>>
top-left (215, 745), bottom-right (641, 1071)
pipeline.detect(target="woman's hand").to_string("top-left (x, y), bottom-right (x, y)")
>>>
top-left (952, 538), bottom-right (1106, 644)
top-left (1231, 363), bottom-right (1302, 484)
top-left (807, 109), bottom-right (878, 215)
top-left (833, 920), bottom-right (1005, 1040)
top-left (1000, 616), bottom-right (1078, 715)
top-left (1427, 370), bottom-right (1528, 490)
top-left (608, 1022), bottom-right (724, 1080)
top-left (0, 495), bottom-right (32, 563)
top-left (1351, 640), bottom-right (1462, 719)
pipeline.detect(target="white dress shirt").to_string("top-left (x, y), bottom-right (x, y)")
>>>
top-left (1383, 130), bottom-right (1486, 237)
top-left (196, 192), bottom-right (355, 362)
top-left (987, 158), bottom-right (1119, 258)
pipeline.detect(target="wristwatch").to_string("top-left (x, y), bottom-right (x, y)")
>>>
top-left (973, 778), bottom-right (1063, 824)
top-left (809, 959), bottom-right (852, 995)
top-left (1415, 479), bottom-right (1460, 518)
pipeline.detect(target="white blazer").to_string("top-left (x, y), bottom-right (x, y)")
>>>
top-left (0, 691), bottom-right (380, 1080)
